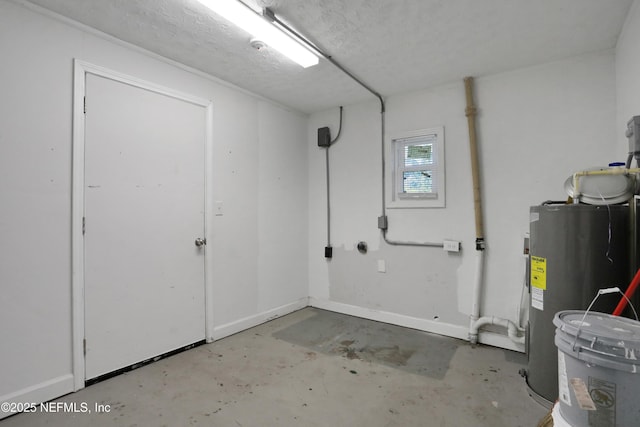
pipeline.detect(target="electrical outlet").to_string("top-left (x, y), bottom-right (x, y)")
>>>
top-left (443, 240), bottom-right (460, 252)
top-left (215, 200), bottom-right (224, 216)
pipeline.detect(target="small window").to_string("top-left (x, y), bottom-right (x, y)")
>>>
top-left (389, 127), bottom-right (445, 208)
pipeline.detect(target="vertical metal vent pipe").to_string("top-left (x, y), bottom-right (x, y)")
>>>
top-left (464, 77), bottom-right (485, 250)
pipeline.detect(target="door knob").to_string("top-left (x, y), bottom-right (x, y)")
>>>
top-left (195, 237), bottom-right (207, 247)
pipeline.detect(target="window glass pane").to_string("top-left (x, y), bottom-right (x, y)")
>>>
top-left (403, 170), bottom-right (433, 193)
top-left (404, 143), bottom-right (433, 167)
top-left (390, 127), bottom-right (444, 206)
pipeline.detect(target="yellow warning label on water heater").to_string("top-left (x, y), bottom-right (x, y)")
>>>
top-left (531, 256), bottom-right (547, 290)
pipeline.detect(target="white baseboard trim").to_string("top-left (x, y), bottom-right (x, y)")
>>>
top-left (308, 298), bottom-right (525, 353)
top-left (308, 298), bottom-right (469, 341)
top-left (212, 298), bottom-right (309, 341)
top-left (0, 374), bottom-right (74, 420)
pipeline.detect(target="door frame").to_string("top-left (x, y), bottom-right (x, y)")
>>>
top-left (71, 60), bottom-right (214, 391)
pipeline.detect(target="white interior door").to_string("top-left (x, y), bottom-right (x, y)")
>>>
top-left (83, 73), bottom-right (207, 380)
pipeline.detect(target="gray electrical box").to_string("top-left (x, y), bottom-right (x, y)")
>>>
top-left (627, 116), bottom-right (640, 159)
top-left (377, 215), bottom-right (388, 230)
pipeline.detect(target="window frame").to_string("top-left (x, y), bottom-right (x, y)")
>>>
top-left (388, 127), bottom-right (445, 209)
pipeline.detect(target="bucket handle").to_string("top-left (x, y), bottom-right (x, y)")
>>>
top-left (571, 287), bottom-right (639, 352)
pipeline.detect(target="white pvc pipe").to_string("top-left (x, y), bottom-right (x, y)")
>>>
top-left (469, 250), bottom-right (484, 328)
top-left (467, 251), bottom-right (526, 345)
top-left (572, 167), bottom-right (640, 203)
top-left (470, 316), bottom-right (525, 345)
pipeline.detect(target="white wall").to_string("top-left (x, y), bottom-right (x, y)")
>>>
top-left (308, 49), bottom-right (618, 349)
top-left (617, 0), bottom-right (640, 152)
top-left (0, 0), bottom-right (308, 411)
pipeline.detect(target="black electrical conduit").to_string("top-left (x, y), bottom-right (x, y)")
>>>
top-left (264, 8), bottom-right (443, 249)
top-left (324, 106), bottom-right (343, 256)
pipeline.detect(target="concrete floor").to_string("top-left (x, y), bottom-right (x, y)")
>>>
top-left (1, 308), bottom-right (548, 427)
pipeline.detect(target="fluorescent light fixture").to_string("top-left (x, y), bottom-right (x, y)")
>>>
top-left (197, 0), bottom-right (319, 68)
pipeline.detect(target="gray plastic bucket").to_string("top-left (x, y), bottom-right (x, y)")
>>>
top-left (554, 310), bottom-right (640, 426)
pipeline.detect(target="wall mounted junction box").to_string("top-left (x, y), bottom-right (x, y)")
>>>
top-left (318, 127), bottom-right (331, 147)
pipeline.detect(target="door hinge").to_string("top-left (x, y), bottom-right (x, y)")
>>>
top-left (82, 217), bottom-right (86, 235)
top-left (83, 338), bottom-right (87, 355)
top-left (83, 96), bottom-right (87, 114)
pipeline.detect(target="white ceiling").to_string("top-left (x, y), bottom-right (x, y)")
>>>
top-left (24, 0), bottom-right (634, 113)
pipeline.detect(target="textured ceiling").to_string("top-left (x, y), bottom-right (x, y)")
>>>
top-left (23, 0), bottom-right (634, 113)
